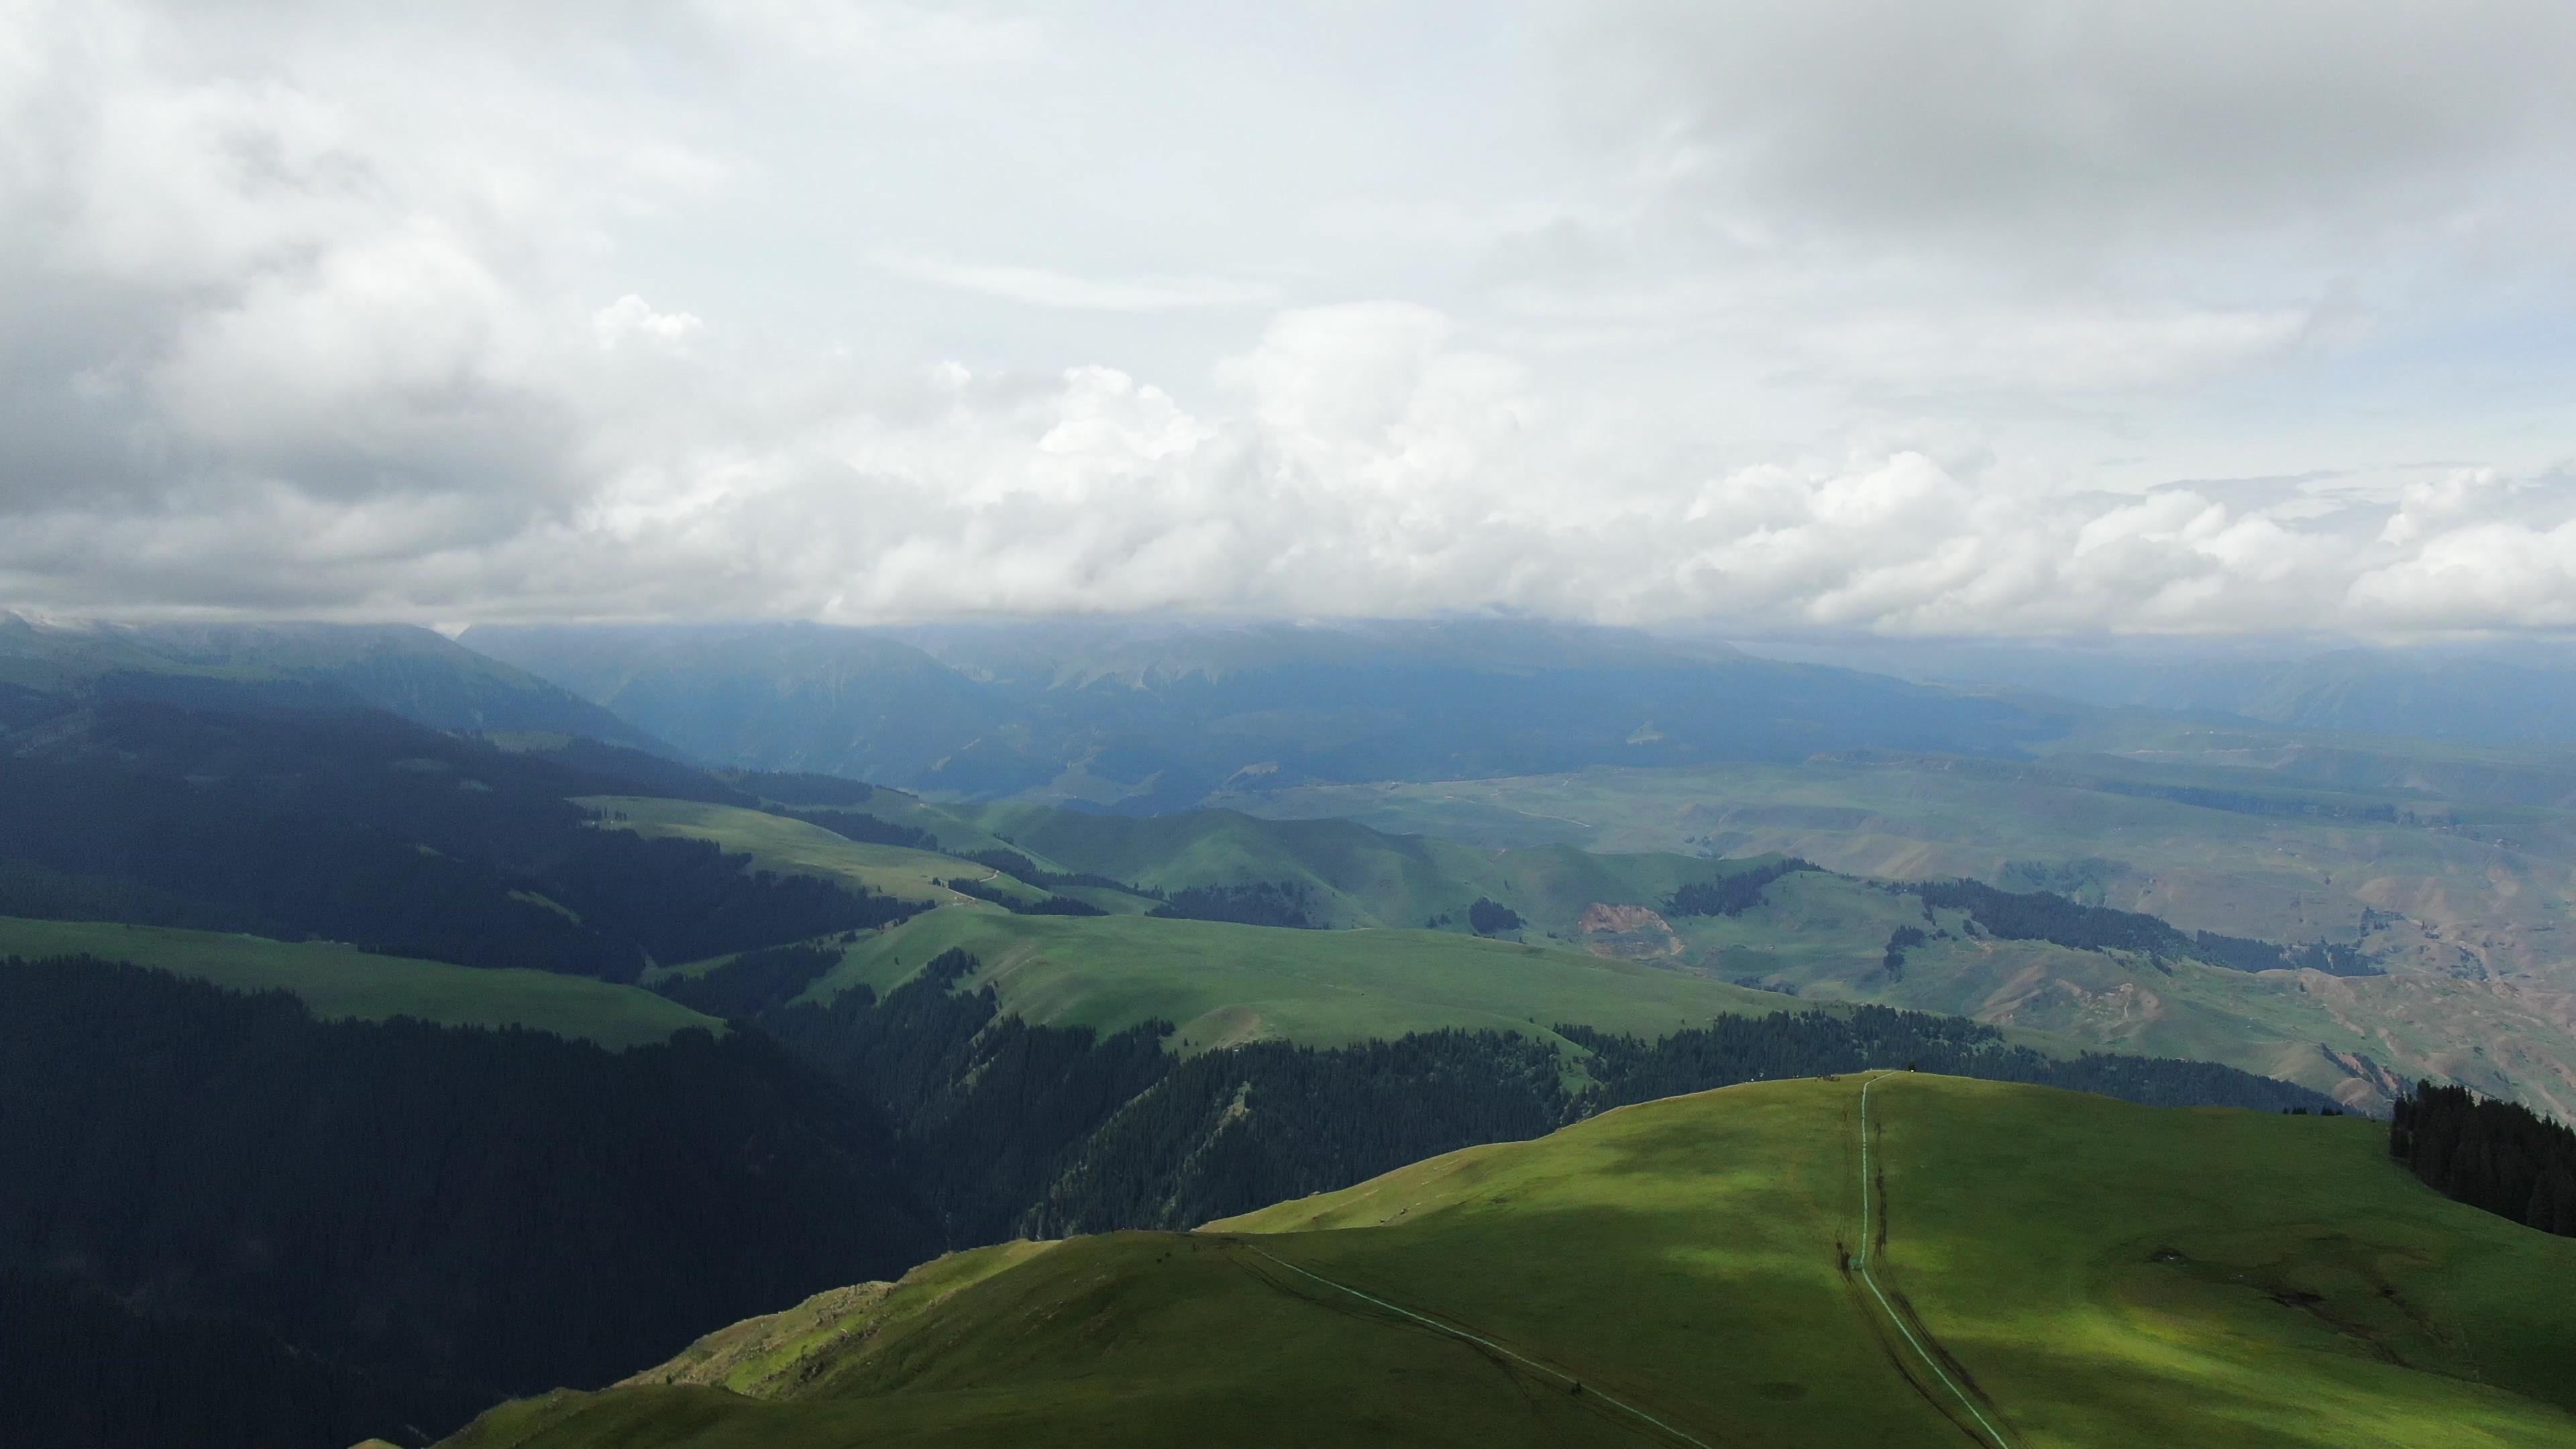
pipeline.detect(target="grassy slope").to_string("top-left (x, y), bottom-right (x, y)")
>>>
top-left (1237, 763), bottom-right (2576, 1118)
top-left (810, 909), bottom-right (1805, 1057)
top-left (1654, 872), bottom-right (2576, 1111)
top-left (608, 792), bottom-right (2532, 1106)
top-left (0, 916), bottom-right (717, 1049)
top-left (583, 797), bottom-right (1049, 910)
top-left (1231, 756), bottom-right (2565, 947)
top-left (960, 802), bottom-right (1762, 933)
top-left (442, 1076), bottom-right (2576, 1449)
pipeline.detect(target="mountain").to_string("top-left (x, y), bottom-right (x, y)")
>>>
top-left (439, 1075), bottom-right (2576, 1449)
top-left (0, 688), bottom-right (912, 983)
top-left (0, 614), bottom-right (672, 752)
top-left (459, 618), bottom-right (2076, 811)
top-left (1739, 635), bottom-right (2576, 745)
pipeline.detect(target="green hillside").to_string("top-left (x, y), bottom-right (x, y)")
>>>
top-left (957, 801), bottom-right (1765, 932)
top-left (1237, 752), bottom-right (2576, 1118)
top-left (806, 909), bottom-right (1805, 1057)
top-left (439, 1075), bottom-right (2576, 1448)
top-left (0, 916), bottom-right (717, 1049)
top-left (585, 796), bottom-right (1049, 910)
top-left (603, 791), bottom-right (2561, 1110)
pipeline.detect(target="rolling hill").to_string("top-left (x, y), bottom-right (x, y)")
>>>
top-left (437, 1074), bottom-right (2576, 1449)
top-left (606, 792), bottom-right (2522, 1110)
top-left (1237, 733), bottom-right (2576, 1118)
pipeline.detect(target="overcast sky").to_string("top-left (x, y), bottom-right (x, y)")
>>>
top-left (5, 0), bottom-right (2575, 635)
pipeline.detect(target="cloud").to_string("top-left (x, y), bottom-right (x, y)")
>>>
top-left (1560, 0), bottom-right (2576, 253)
top-left (1791, 304), bottom-right (2322, 395)
top-left (2, 0), bottom-right (2575, 637)
top-left (871, 251), bottom-right (1282, 313)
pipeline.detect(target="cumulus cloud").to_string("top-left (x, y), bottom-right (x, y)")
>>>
top-left (2, 0), bottom-right (2575, 636)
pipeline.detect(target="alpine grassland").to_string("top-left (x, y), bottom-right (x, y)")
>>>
top-left (0, 916), bottom-right (716, 1047)
top-left (580, 796), bottom-right (1030, 908)
top-left (802, 908), bottom-right (1809, 1055)
top-left (607, 787), bottom-right (2553, 1109)
top-left (438, 1075), bottom-right (2576, 1448)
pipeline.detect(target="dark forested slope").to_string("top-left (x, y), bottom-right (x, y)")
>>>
top-left (0, 957), bottom-right (936, 1448)
top-left (0, 698), bottom-right (917, 979)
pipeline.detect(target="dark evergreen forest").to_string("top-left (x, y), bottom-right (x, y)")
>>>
top-left (1662, 858), bottom-right (1820, 917)
top-left (1914, 879), bottom-right (2383, 977)
top-left (2390, 1082), bottom-right (2576, 1236)
top-left (938, 873), bottom-right (1108, 916)
top-left (1148, 879), bottom-right (1320, 927)
top-left (784, 806), bottom-right (943, 852)
top-left (0, 957), bottom-right (935, 1448)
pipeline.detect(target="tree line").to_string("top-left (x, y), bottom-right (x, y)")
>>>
top-left (1662, 858), bottom-right (1821, 918)
top-left (1913, 878), bottom-right (2383, 977)
top-left (2391, 1081), bottom-right (2576, 1236)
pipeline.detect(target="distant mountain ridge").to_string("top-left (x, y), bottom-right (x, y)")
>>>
top-left (461, 618), bottom-right (2074, 811)
top-left (0, 614), bottom-right (674, 753)
top-left (1738, 635), bottom-right (2576, 745)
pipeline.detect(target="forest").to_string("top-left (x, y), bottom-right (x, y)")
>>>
top-left (0, 957), bottom-right (935, 1448)
top-left (1663, 858), bottom-right (1821, 917)
top-left (1913, 879), bottom-right (2383, 976)
top-left (1147, 879), bottom-right (1320, 928)
top-left (2391, 1081), bottom-right (2576, 1236)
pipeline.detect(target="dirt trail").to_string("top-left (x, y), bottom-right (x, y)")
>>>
top-left (1236, 1243), bottom-right (1715, 1448)
top-left (1854, 1073), bottom-right (2015, 1448)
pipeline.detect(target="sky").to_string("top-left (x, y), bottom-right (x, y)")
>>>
top-left (5, 0), bottom-right (2576, 635)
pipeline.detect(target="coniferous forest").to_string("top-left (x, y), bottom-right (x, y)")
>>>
top-left (0, 957), bottom-right (932, 1448)
top-left (2390, 1082), bottom-right (2576, 1236)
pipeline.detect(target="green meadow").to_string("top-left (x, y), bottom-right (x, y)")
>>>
top-left (0, 916), bottom-right (716, 1049)
top-left (602, 790), bottom-right (2576, 1111)
top-left (808, 908), bottom-right (1805, 1057)
top-left (443, 1075), bottom-right (2576, 1448)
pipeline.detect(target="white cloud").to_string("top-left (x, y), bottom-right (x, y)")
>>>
top-left (593, 294), bottom-right (703, 352)
top-left (2, 0), bottom-right (2575, 637)
top-left (871, 251), bottom-right (1282, 313)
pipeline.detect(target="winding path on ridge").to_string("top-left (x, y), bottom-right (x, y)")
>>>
top-left (1855, 1072), bottom-right (2017, 1448)
top-left (1226, 1074), bottom-right (2017, 1447)
top-left (1234, 1244), bottom-right (1715, 1447)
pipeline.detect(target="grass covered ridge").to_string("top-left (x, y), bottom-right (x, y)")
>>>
top-left (441, 1075), bottom-right (2576, 1449)
top-left (0, 916), bottom-right (718, 1049)
top-left (804, 908), bottom-right (1808, 1057)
